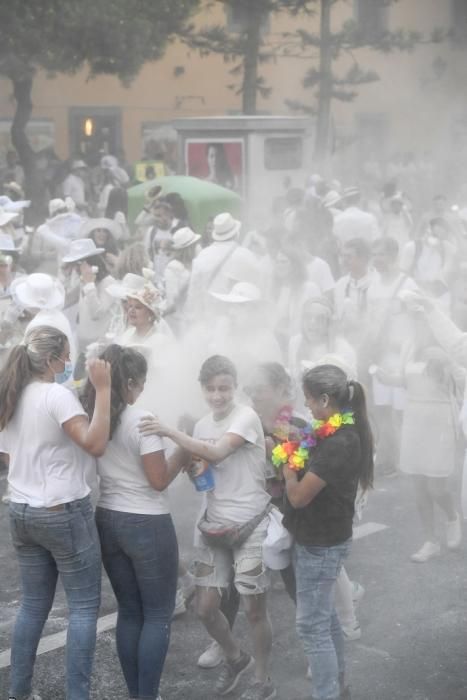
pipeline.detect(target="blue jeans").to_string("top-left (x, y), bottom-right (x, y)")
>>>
top-left (294, 540), bottom-right (351, 700)
top-left (95, 508), bottom-right (178, 700)
top-left (8, 496), bottom-right (101, 700)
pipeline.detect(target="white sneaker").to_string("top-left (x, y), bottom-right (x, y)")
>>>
top-left (351, 581), bottom-right (365, 605)
top-left (446, 514), bottom-right (462, 550)
top-left (197, 640), bottom-right (224, 668)
top-left (342, 622), bottom-right (362, 641)
top-left (410, 541), bottom-right (441, 563)
top-left (172, 588), bottom-right (186, 618)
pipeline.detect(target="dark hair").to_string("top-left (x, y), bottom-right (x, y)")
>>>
top-left (88, 230), bottom-right (119, 257)
top-left (105, 186), bottom-right (128, 219)
top-left (79, 254), bottom-right (109, 282)
top-left (250, 361), bottom-right (292, 400)
top-left (164, 192), bottom-right (189, 222)
top-left (0, 326), bottom-right (68, 430)
top-left (274, 243), bottom-right (308, 286)
top-left (198, 355), bottom-right (237, 386)
top-left (302, 364), bottom-right (374, 490)
top-left (206, 143), bottom-right (234, 188)
top-left (81, 345), bottom-right (147, 439)
top-left (343, 237), bottom-right (371, 262)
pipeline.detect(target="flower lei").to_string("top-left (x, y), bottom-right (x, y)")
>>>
top-left (271, 411), bottom-right (355, 472)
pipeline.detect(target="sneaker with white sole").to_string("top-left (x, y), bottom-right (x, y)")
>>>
top-left (342, 622), bottom-right (361, 641)
top-left (198, 640), bottom-right (224, 668)
top-left (215, 650), bottom-right (254, 696)
top-left (410, 541), bottom-right (441, 563)
top-left (446, 514), bottom-right (462, 550)
top-left (239, 677), bottom-right (277, 700)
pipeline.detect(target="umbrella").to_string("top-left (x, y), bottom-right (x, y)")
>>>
top-left (127, 176), bottom-right (243, 235)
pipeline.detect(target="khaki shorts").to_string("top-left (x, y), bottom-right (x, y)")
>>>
top-left (194, 517), bottom-right (270, 596)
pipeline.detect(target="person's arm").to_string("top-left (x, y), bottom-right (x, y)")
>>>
top-left (80, 269), bottom-right (115, 320)
top-left (282, 465), bottom-right (326, 508)
top-left (142, 445), bottom-right (190, 491)
top-left (62, 359), bottom-right (111, 457)
top-left (139, 416), bottom-right (246, 463)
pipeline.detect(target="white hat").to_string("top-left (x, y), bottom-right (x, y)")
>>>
top-left (0, 207), bottom-right (19, 228)
top-left (0, 231), bottom-right (20, 251)
top-left (61, 238), bottom-right (105, 263)
top-left (224, 248), bottom-right (260, 285)
top-left (100, 155), bottom-right (118, 169)
top-left (323, 190), bottom-right (342, 209)
top-left (171, 226), bottom-right (201, 250)
top-left (211, 281), bottom-right (261, 304)
top-left (0, 195), bottom-right (31, 212)
top-left (70, 159), bottom-right (87, 171)
top-left (4, 181), bottom-right (24, 199)
top-left (212, 212), bottom-right (241, 241)
top-left (12, 273), bottom-right (65, 310)
top-left (342, 186), bottom-right (360, 199)
top-left (107, 273), bottom-right (148, 300)
top-left (79, 217), bottom-right (121, 239)
top-left (48, 198), bottom-right (70, 219)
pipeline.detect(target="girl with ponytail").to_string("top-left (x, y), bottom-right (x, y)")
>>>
top-left (282, 364), bottom-right (373, 700)
top-left (0, 325), bottom-right (111, 700)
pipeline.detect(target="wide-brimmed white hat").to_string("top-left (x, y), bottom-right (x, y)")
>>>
top-left (107, 272), bottom-right (150, 300)
top-left (0, 231), bottom-right (21, 251)
top-left (80, 217), bottom-right (121, 239)
top-left (0, 207), bottom-right (19, 228)
top-left (61, 238), bottom-right (105, 263)
top-left (212, 212), bottom-right (241, 241)
top-left (0, 195), bottom-right (31, 212)
top-left (171, 226), bottom-right (201, 250)
top-left (323, 190), bottom-right (342, 209)
top-left (48, 198), bottom-right (71, 219)
top-left (11, 273), bottom-right (65, 310)
top-left (211, 281), bottom-right (261, 304)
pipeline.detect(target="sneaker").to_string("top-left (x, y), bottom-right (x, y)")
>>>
top-left (351, 581), bottom-right (365, 605)
top-left (239, 678), bottom-right (276, 700)
top-left (198, 640), bottom-right (224, 668)
top-left (410, 541), bottom-right (441, 563)
top-left (180, 572), bottom-right (196, 603)
top-left (446, 514), bottom-right (462, 550)
top-left (215, 650), bottom-right (254, 696)
top-left (172, 587), bottom-right (186, 618)
top-left (342, 622), bottom-right (361, 641)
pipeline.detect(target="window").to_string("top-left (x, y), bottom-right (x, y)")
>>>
top-left (226, 6), bottom-right (270, 34)
top-left (354, 0), bottom-right (388, 39)
top-left (264, 137), bottom-right (303, 170)
top-left (452, 0), bottom-right (467, 43)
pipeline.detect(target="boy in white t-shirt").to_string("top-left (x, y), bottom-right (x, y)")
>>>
top-left (139, 355), bottom-right (275, 700)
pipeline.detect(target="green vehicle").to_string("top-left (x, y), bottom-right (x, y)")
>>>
top-left (127, 175), bottom-right (242, 235)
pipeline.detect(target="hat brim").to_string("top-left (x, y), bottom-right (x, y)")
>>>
top-left (0, 212), bottom-right (20, 227)
top-left (62, 247), bottom-right (105, 263)
top-left (212, 220), bottom-right (241, 241)
top-left (11, 276), bottom-right (65, 310)
top-left (172, 233), bottom-right (201, 250)
top-left (210, 291), bottom-right (260, 304)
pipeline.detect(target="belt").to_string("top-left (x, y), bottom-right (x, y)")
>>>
top-left (46, 504), bottom-right (67, 511)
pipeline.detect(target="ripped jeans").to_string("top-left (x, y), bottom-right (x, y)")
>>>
top-left (194, 517), bottom-right (269, 595)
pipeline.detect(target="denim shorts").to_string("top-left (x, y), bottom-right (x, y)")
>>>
top-left (194, 517), bottom-right (269, 595)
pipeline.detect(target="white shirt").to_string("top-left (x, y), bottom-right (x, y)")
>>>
top-left (334, 206), bottom-right (380, 247)
top-left (63, 173), bottom-right (86, 206)
top-left (97, 406), bottom-right (169, 515)
top-left (0, 382), bottom-right (90, 507)
top-left (306, 256), bottom-right (335, 293)
top-left (193, 404), bottom-right (269, 524)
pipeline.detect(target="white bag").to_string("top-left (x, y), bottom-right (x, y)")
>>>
top-left (262, 507), bottom-right (293, 570)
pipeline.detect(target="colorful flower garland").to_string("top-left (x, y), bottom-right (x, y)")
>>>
top-left (271, 411), bottom-right (355, 472)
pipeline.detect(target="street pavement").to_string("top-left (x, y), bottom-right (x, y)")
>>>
top-left (1, 468), bottom-right (466, 700)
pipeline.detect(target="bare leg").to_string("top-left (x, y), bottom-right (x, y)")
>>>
top-left (413, 476), bottom-right (436, 541)
top-left (195, 581), bottom-right (241, 662)
top-left (428, 477), bottom-right (457, 521)
top-left (242, 592), bottom-right (272, 683)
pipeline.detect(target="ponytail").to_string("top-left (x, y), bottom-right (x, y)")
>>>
top-left (348, 380), bottom-right (374, 490)
top-left (0, 345), bottom-right (34, 430)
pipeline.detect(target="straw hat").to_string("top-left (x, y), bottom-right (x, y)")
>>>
top-left (11, 273), bottom-right (65, 310)
top-left (127, 281), bottom-right (165, 316)
top-left (171, 227), bottom-right (201, 250)
top-left (211, 282), bottom-right (261, 304)
top-left (61, 238), bottom-right (105, 263)
top-left (212, 212), bottom-right (241, 241)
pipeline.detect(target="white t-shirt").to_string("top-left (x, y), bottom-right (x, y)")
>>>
top-left (0, 382), bottom-right (90, 507)
top-left (97, 405), bottom-right (169, 515)
top-left (193, 404), bottom-right (269, 524)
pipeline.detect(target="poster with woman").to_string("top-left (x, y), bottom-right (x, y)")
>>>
top-left (185, 139), bottom-right (244, 194)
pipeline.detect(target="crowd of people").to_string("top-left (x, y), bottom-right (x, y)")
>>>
top-left (0, 148), bottom-right (467, 700)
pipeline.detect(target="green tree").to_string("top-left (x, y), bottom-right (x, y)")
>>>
top-left (283, 0), bottom-right (445, 165)
top-left (0, 0), bottom-right (199, 211)
top-left (185, 0), bottom-right (315, 115)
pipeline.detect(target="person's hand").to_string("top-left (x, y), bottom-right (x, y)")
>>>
top-left (398, 289), bottom-right (433, 313)
top-left (80, 260), bottom-right (96, 284)
top-left (87, 358), bottom-right (111, 390)
top-left (139, 416), bottom-right (170, 437)
top-left (282, 464), bottom-right (297, 482)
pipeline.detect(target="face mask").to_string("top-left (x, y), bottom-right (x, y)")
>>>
top-left (54, 359), bottom-right (73, 384)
